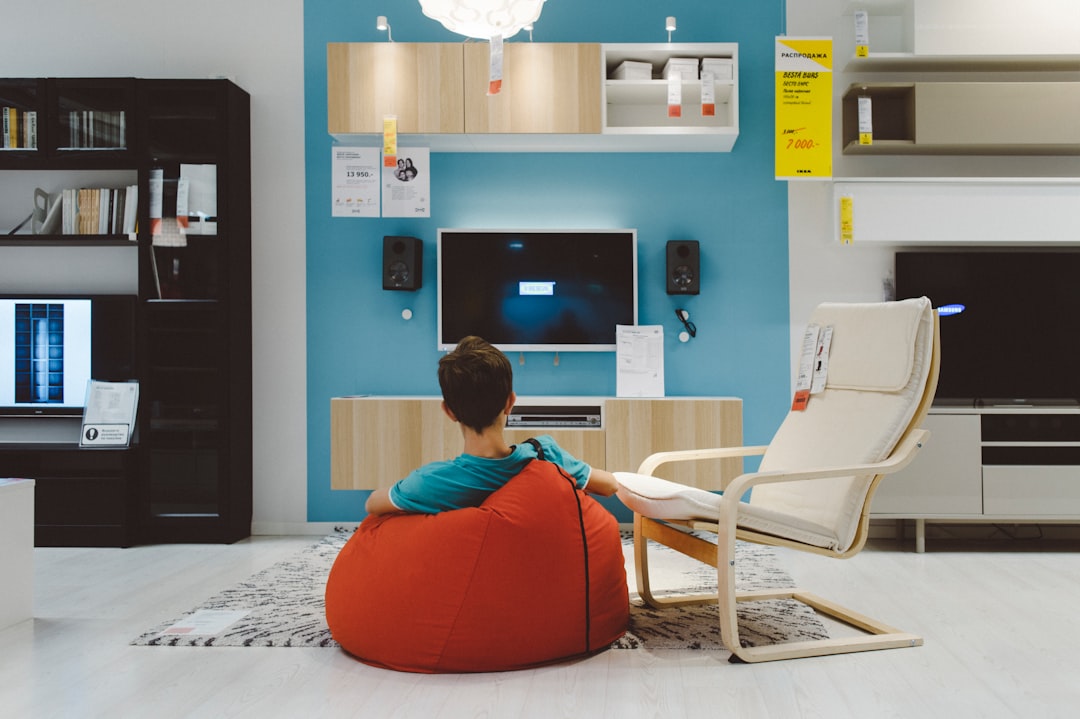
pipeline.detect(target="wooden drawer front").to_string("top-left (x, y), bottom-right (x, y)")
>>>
top-left (35, 475), bottom-right (127, 525)
top-left (505, 428), bottom-right (606, 470)
top-left (331, 398), bottom-right (460, 490)
top-left (605, 398), bottom-right (742, 490)
top-left (983, 465), bottom-right (1080, 516)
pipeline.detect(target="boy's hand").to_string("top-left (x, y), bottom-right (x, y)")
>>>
top-left (584, 468), bottom-right (618, 497)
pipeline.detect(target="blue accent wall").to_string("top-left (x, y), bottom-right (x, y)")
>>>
top-left (303, 0), bottom-right (790, 522)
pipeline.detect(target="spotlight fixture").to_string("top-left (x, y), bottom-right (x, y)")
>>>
top-left (666, 15), bottom-right (676, 42)
top-left (376, 15), bottom-right (394, 42)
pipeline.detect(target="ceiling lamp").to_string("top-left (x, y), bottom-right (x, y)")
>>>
top-left (418, 0), bottom-right (547, 40)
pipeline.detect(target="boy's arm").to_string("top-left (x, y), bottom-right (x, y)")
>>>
top-left (584, 467), bottom-right (618, 497)
top-left (365, 488), bottom-right (401, 515)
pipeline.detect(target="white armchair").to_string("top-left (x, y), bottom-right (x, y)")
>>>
top-left (615, 298), bottom-right (939, 663)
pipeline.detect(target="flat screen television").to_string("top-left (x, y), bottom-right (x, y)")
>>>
top-left (895, 250), bottom-right (1080, 407)
top-left (0, 294), bottom-right (136, 416)
top-left (437, 229), bottom-right (638, 352)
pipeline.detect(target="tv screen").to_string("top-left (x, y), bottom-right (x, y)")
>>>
top-left (0, 295), bottom-right (136, 415)
top-left (437, 229), bottom-right (638, 352)
top-left (895, 251), bottom-right (1080, 406)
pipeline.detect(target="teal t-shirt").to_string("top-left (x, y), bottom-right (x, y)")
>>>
top-left (387, 434), bottom-right (591, 514)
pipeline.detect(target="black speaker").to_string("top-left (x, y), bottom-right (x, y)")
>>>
top-left (382, 236), bottom-right (423, 291)
top-left (666, 240), bottom-right (700, 295)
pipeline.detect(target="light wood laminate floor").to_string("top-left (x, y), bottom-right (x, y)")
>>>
top-left (2, 535), bottom-right (1078, 718)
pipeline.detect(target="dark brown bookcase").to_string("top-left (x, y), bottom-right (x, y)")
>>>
top-left (0, 78), bottom-right (251, 545)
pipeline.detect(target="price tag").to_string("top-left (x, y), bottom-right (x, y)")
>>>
top-left (792, 324), bottom-right (821, 411)
top-left (774, 37), bottom-right (833, 179)
top-left (488, 34), bottom-right (504, 95)
top-left (857, 96), bottom-right (873, 145)
top-left (839, 195), bottom-right (855, 244)
top-left (854, 10), bottom-right (870, 57)
top-left (810, 326), bottom-right (833, 394)
top-left (383, 115), bottom-right (398, 167)
top-left (701, 70), bottom-right (716, 117)
top-left (667, 76), bottom-right (682, 118)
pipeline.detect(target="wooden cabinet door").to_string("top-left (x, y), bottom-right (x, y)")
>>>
top-left (463, 43), bottom-right (601, 134)
top-left (327, 43), bottom-right (465, 134)
top-left (605, 398), bottom-right (743, 490)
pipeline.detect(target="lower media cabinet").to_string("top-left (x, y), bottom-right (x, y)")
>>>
top-left (2, 444), bottom-right (137, 547)
top-left (873, 407), bottom-right (1080, 552)
top-left (331, 396), bottom-right (744, 493)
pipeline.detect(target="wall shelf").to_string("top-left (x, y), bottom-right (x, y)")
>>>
top-left (831, 177), bottom-right (1080, 245)
top-left (842, 81), bottom-right (1080, 155)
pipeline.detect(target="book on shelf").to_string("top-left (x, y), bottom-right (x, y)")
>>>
top-left (65, 110), bottom-right (125, 149)
top-left (2, 107), bottom-right (37, 149)
top-left (57, 184), bottom-right (138, 236)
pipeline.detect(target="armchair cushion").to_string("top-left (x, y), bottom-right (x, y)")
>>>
top-left (614, 471), bottom-right (840, 549)
top-left (325, 459), bottom-right (628, 673)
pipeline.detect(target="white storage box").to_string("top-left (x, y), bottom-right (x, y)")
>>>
top-left (701, 57), bottom-right (734, 81)
top-left (612, 60), bottom-right (653, 80)
top-left (663, 57), bottom-right (699, 81)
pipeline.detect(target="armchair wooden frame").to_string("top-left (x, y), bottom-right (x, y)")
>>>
top-left (630, 311), bottom-right (940, 663)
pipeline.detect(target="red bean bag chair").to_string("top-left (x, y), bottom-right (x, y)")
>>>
top-left (324, 459), bottom-right (629, 673)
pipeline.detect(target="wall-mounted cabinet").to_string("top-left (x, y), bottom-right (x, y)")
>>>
top-left (331, 396), bottom-right (743, 492)
top-left (841, 81), bottom-right (1080, 155)
top-left (463, 42), bottom-right (601, 134)
top-left (830, 177), bottom-right (1080, 245)
top-left (327, 42), bottom-right (739, 152)
top-left (327, 43), bottom-right (464, 135)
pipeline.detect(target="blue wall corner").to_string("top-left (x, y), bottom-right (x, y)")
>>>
top-left (303, 0), bottom-right (791, 522)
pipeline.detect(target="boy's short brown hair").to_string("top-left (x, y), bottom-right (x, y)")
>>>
top-left (438, 336), bottom-right (513, 433)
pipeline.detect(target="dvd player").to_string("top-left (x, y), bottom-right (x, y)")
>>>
top-left (507, 405), bottom-right (602, 428)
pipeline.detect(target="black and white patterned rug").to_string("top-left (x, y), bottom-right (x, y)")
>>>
top-left (131, 529), bottom-right (827, 651)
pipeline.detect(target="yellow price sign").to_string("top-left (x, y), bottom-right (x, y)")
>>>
top-left (775, 38), bottom-right (833, 179)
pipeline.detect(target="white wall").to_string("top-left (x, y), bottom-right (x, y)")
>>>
top-left (786, 0), bottom-right (1080, 386)
top-left (0, 0), bottom-right (309, 531)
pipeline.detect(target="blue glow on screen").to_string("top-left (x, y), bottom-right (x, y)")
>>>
top-left (519, 281), bottom-right (555, 296)
top-left (937, 303), bottom-right (966, 316)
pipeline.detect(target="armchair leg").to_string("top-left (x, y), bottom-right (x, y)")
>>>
top-left (633, 514), bottom-right (718, 608)
top-left (632, 515), bottom-right (923, 663)
top-left (723, 588), bottom-right (923, 663)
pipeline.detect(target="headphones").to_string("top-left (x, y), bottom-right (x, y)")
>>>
top-left (523, 436), bottom-right (592, 654)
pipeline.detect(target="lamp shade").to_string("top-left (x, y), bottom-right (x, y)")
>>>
top-left (418, 0), bottom-right (546, 40)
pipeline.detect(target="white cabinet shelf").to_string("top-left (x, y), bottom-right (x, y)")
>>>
top-left (830, 177), bottom-right (1080, 245)
top-left (601, 43), bottom-right (739, 151)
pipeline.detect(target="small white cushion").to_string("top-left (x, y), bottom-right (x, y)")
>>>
top-left (614, 471), bottom-right (839, 549)
top-left (814, 298), bottom-right (929, 392)
top-left (614, 472), bottom-right (721, 520)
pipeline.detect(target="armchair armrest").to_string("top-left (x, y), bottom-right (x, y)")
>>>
top-left (718, 428), bottom-right (930, 519)
top-left (637, 444), bottom-right (769, 476)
